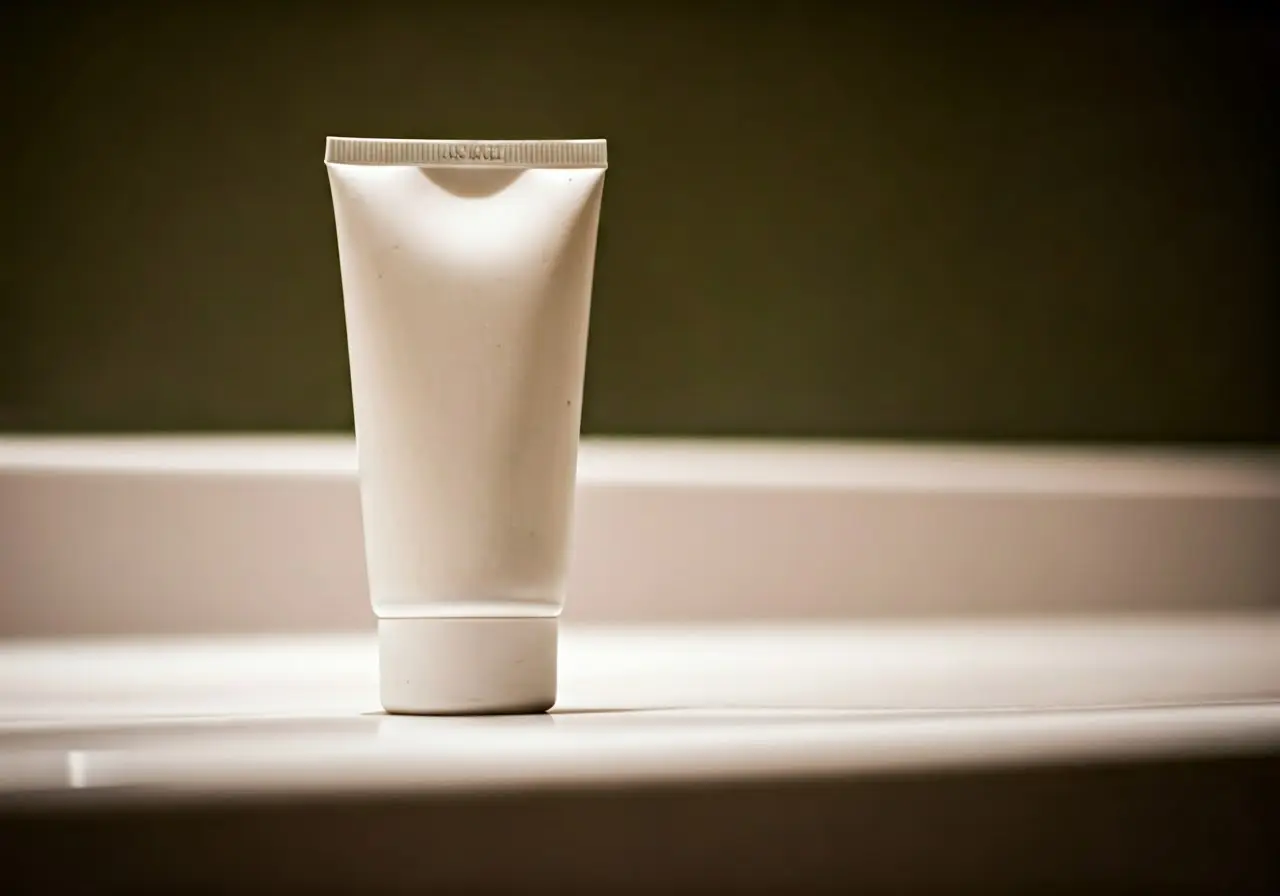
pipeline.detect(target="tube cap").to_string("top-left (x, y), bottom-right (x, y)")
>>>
top-left (378, 617), bottom-right (557, 715)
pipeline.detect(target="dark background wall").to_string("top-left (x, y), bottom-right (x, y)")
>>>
top-left (2, 2), bottom-right (1276, 441)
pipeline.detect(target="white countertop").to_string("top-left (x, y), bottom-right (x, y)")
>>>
top-left (3, 616), bottom-right (1278, 803)
top-left (5, 438), bottom-right (1277, 889)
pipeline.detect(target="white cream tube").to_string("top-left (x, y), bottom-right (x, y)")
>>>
top-left (325, 138), bottom-right (607, 715)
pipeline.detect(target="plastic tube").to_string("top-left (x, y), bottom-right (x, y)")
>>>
top-left (325, 138), bottom-right (607, 714)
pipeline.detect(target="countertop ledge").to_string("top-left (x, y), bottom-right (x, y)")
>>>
top-left (2, 617), bottom-right (1277, 805)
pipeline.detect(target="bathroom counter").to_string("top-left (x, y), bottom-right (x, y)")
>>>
top-left (2, 618), bottom-right (1278, 892)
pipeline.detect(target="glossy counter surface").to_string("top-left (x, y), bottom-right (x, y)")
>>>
top-left (2, 617), bottom-right (1277, 801)
top-left (3, 618), bottom-right (1278, 893)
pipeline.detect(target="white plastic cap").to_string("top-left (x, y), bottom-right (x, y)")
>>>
top-left (378, 617), bottom-right (557, 715)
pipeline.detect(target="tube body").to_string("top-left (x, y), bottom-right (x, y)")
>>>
top-left (325, 138), bottom-right (605, 711)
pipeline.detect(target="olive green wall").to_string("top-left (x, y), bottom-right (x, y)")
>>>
top-left (3, 4), bottom-right (1276, 440)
